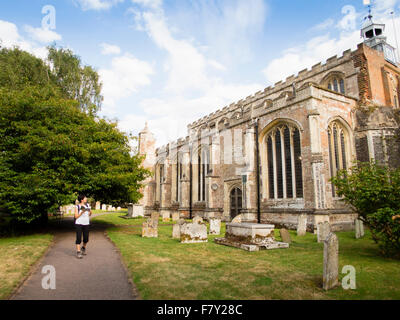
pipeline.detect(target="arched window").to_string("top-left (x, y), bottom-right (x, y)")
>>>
top-left (328, 121), bottom-right (350, 197)
top-left (327, 77), bottom-right (345, 94)
top-left (197, 148), bottom-right (210, 202)
top-left (265, 124), bottom-right (303, 199)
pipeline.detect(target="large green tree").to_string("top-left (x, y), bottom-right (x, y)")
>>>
top-left (332, 162), bottom-right (400, 258)
top-left (0, 46), bottom-right (103, 115)
top-left (0, 47), bottom-right (149, 224)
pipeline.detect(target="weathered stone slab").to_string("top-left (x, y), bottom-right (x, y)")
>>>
top-left (142, 212), bottom-right (159, 238)
top-left (127, 204), bottom-right (133, 217)
top-left (314, 215), bottom-right (330, 234)
top-left (355, 218), bottom-right (365, 239)
top-left (172, 224), bottom-right (181, 239)
top-left (107, 205), bottom-right (112, 212)
top-left (95, 202), bottom-right (101, 210)
top-left (172, 212), bottom-right (180, 222)
top-left (180, 222), bottom-right (208, 243)
top-left (209, 218), bottom-right (221, 235)
top-left (162, 211), bottom-right (170, 222)
top-left (101, 204), bottom-right (107, 211)
top-left (280, 228), bottom-right (291, 243)
top-left (323, 233), bottom-right (339, 290)
top-left (297, 214), bottom-right (307, 236)
top-left (193, 216), bottom-right (203, 224)
top-left (317, 222), bottom-right (331, 243)
top-left (226, 223), bottom-right (275, 245)
top-left (215, 223), bottom-right (289, 251)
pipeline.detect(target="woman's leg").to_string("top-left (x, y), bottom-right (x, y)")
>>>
top-left (75, 224), bottom-right (83, 252)
top-left (82, 225), bottom-right (89, 248)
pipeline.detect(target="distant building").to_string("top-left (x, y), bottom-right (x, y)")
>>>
top-left (137, 15), bottom-right (400, 231)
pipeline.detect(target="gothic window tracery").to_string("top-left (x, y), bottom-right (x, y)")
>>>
top-left (265, 124), bottom-right (303, 200)
top-left (328, 121), bottom-right (350, 197)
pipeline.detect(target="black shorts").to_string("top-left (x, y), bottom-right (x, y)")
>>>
top-left (75, 224), bottom-right (90, 245)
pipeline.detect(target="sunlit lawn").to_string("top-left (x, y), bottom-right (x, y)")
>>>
top-left (0, 234), bottom-right (53, 300)
top-left (99, 214), bottom-right (400, 300)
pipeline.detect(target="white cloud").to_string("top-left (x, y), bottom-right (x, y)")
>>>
top-left (75, 0), bottom-right (124, 11)
top-left (0, 20), bottom-right (49, 59)
top-left (100, 43), bottom-right (121, 55)
top-left (123, 2), bottom-right (263, 146)
top-left (131, 0), bottom-right (162, 9)
top-left (310, 18), bottom-right (335, 32)
top-left (99, 53), bottom-right (154, 114)
top-left (262, 3), bottom-right (400, 85)
top-left (24, 25), bottom-right (62, 43)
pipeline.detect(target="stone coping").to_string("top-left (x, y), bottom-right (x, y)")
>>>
top-left (226, 223), bottom-right (275, 229)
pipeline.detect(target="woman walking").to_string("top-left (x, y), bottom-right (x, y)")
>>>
top-left (74, 195), bottom-right (92, 259)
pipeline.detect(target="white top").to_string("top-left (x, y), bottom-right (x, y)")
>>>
top-left (75, 204), bottom-right (91, 225)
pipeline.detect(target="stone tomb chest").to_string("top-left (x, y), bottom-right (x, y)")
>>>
top-left (215, 223), bottom-right (289, 252)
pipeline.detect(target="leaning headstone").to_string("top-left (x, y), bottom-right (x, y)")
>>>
top-left (280, 229), bottom-right (291, 243)
top-left (193, 216), bottom-right (203, 224)
top-left (317, 222), bottom-right (331, 243)
top-left (323, 233), bottom-right (339, 290)
top-left (142, 212), bottom-right (159, 238)
top-left (180, 222), bottom-right (208, 243)
top-left (172, 212), bottom-right (180, 222)
top-left (297, 214), bottom-right (307, 236)
top-left (95, 202), bottom-right (101, 210)
top-left (209, 218), bottom-right (221, 235)
top-left (355, 218), bottom-right (365, 239)
top-left (101, 204), bottom-right (107, 211)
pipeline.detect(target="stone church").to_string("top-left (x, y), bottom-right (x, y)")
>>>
top-left (137, 16), bottom-right (400, 231)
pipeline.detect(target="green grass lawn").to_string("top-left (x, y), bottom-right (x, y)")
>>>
top-left (0, 233), bottom-right (53, 300)
top-left (91, 211), bottom-right (178, 227)
top-left (100, 216), bottom-right (400, 300)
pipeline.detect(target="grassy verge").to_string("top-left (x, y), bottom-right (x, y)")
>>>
top-left (91, 212), bottom-right (175, 227)
top-left (103, 221), bottom-right (400, 300)
top-left (0, 233), bottom-right (53, 300)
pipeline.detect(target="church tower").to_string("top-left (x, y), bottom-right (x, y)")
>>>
top-left (361, 10), bottom-right (397, 64)
top-left (137, 122), bottom-right (156, 214)
top-left (138, 122), bottom-right (156, 170)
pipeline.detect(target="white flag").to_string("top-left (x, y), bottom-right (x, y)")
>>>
top-left (363, 0), bottom-right (371, 5)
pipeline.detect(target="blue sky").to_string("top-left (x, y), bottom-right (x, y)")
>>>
top-left (1, 0), bottom-right (400, 146)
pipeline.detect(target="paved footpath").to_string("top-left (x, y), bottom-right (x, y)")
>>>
top-left (12, 217), bottom-right (139, 300)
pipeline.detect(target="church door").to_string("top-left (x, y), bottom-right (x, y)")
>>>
top-left (230, 187), bottom-right (242, 219)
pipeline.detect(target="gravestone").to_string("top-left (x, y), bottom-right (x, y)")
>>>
top-left (172, 212), bottom-right (180, 222)
top-left (142, 212), bottom-right (159, 238)
top-left (193, 216), bottom-right (203, 224)
top-left (95, 202), bottom-right (101, 210)
top-left (355, 218), bottom-right (365, 239)
top-left (280, 229), bottom-right (291, 243)
top-left (172, 219), bottom-right (185, 239)
top-left (209, 218), bottom-right (221, 235)
top-left (162, 211), bottom-right (170, 222)
top-left (323, 233), bottom-right (339, 290)
top-left (180, 222), bottom-right (208, 243)
top-left (317, 222), bottom-right (331, 243)
top-left (127, 204), bottom-right (134, 217)
top-left (297, 214), bottom-right (307, 236)
top-left (117, 207), bottom-right (121, 211)
top-left (107, 205), bottom-right (112, 211)
top-left (101, 204), bottom-right (107, 211)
